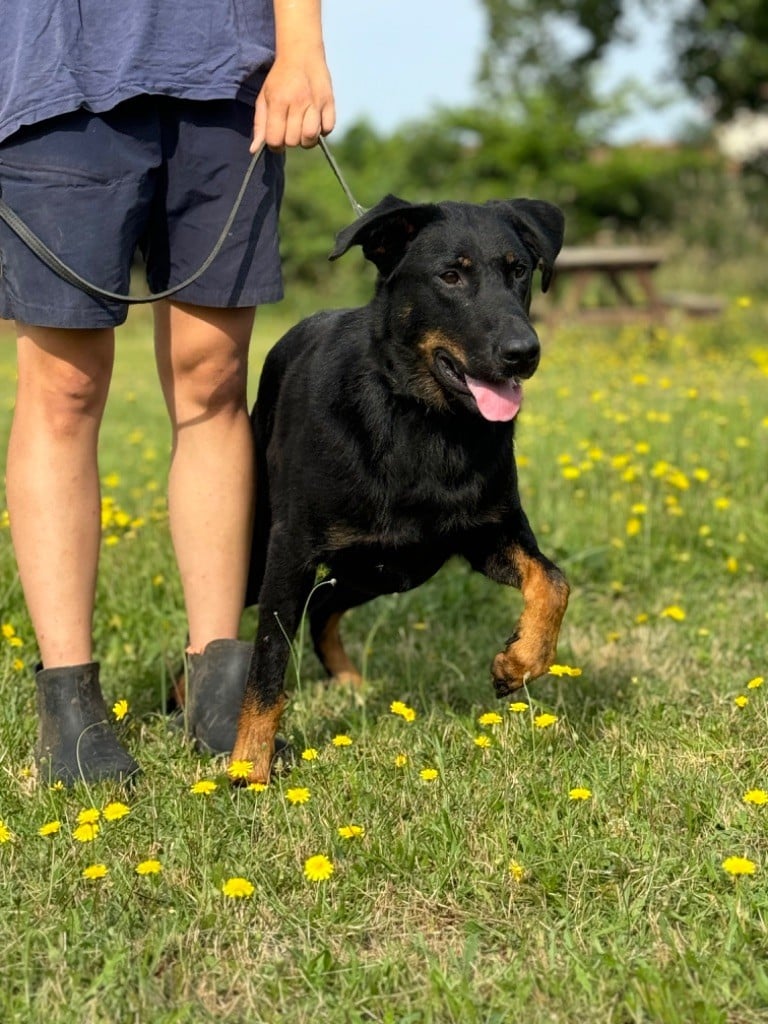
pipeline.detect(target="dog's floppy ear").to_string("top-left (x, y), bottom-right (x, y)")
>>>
top-left (490, 199), bottom-right (565, 293)
top-left (330, 194), bottom-right (443, 276)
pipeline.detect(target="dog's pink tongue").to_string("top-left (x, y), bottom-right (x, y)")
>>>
top-left (465, 376), bottom-right (522, 422)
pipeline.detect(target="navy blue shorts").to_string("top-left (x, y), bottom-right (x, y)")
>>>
top-left (0, 95), bottom-right (285, 328)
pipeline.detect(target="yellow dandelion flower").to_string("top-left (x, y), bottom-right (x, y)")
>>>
top-left (569, 787), bottom-right (592, 801)
top-left (665, 469), bottom-right (690, 491)
top-left (734, 695), bottom-right (749, 708)
top-left (726, 556), bottom-right (739, 573)
top-left (227, 760), bottom-right (254, 781)
top-left (38, 821), bottom-right (61, 837)
top-left (548, 664), bottom-right (582, 677)
top-left (478, 711), bottom-right (503, 726)
top-left (102, 801), bottom-right (130, 821)
top-left (394, 753), bottom-right (408, 768)
top-left (390, 701), bottom-right (417, 722)
top-left (534, 713), bottom-right (558, 729)
top-left (7, 635), bottom-right (22, 648)
top-left (222, 877), bottom-right (255, 898)
top-left (190, 780), bottom-right (217, 795)
top-left (509, 859), bottom-right (525, 882)
top-left (247, 782), bottom-right (268, 792)
top-left (626, 517), bottom-right (642, 537)
top-left (743, 789), bottom-right (768, 806)
top-left (509, 702), bottom-right (528, 713)
top-left (301, 748), bottom-right (319, 761)
top-left (82, 863), bottom-right (108, 880)
top-left (76, 807), bottom-right (100, 825)
top-left (112, 699), bottom-right (129, 721)
top-left (660, 605), bottom-right (686, 622)
top-left (474, 735), bottom-right (493, 748)
top-left (136, 859), bottom-right (162, 875)
top-left (337, 825), bottom-right (365, 840)
top-left (419, 767), bottom-right (439, 781)
top-left (12, 658), bottom-right (25, 672)
top-left (722, 856), bottom-right (756, 876)
top-left (286, 787), bottom-right (311, 805)
top-left (746, 676), bottom-right (764, 690)
top-left (303, 854), bottom-right (334, 882)
top-left (73, 823), bottom-right (100, 843)
top-left (714, 497), bottom-right (731, 511)
top-left (0, 820), bottom-right (12, 843)
top-left (562, 466), bottom-right (581, 480)
top-left (735, 295), bottom-right (752, 308)
top-left (331, 734), bottom-right (353, 747)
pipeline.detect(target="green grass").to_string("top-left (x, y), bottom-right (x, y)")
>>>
top-left (0, 299), bottom-right (767, 1024)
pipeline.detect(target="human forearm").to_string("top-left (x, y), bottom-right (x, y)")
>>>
top-left (250, 0), bottom-right (335, 152)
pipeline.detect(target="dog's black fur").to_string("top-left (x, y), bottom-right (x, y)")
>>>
top-left (232, 194), bottom-right (570, 782)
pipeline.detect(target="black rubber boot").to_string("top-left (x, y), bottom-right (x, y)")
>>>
top-left (184, 639), bottom-right (254, 754)
top-left (35, 662), bottom-right (140, 786)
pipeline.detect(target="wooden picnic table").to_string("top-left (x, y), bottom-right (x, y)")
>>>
top-left (545, 245), bottom-right (723, 321)
top-left (548, 245), bottom-right (666, 321)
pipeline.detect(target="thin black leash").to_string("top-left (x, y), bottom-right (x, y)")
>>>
top-left (0, 136), bottom-right (365, 305)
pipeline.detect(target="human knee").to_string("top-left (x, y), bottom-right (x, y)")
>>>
top-left (172, 346), bottom-right (249, 419)
top-left (17, 351), bottom-right (112, 438)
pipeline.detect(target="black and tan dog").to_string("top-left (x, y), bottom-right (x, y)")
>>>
top-left (231, 194), bottom-right (570, 784)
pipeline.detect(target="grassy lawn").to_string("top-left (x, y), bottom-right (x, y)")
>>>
top-left (0, 297), bottom-right (766, 1023)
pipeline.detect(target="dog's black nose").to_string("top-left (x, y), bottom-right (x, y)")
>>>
top-left (498, 334), bottom-right (540, 379)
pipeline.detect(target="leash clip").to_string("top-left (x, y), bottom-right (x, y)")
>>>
top-left (319, 136), bottom-right (367, 218)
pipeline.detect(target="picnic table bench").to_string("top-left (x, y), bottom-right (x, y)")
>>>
top-left (544, 245), bottom-right (724, 322)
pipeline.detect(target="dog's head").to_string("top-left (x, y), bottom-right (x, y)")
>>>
top-left (330, 195), bottom-right (564, 421)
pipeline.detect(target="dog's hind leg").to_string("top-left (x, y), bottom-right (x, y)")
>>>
top-left (311, 609), bottom-right (362, 685)
top-left (309, 584), bottom-right (365, 685)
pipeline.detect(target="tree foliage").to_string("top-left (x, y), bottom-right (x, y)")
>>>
top-left (477, 0), bottom-right (624, 118)
top-left (477, 0), bottom-right (768, 122)
top-left (671, 0), bottom-right (768, 119)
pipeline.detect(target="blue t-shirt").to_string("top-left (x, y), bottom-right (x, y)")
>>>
top-left (0, 1), bottom-right (276, 143)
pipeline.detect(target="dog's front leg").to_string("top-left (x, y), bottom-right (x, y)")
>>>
top-left (474, 516), bottom-right (569, 696)
top-left (231, 531), bottom-right (314, 784)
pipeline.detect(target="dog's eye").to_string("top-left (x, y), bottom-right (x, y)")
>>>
top-left (439, 269), bottom-right (462, 286)
top-left (512, 262), bottom-right (528, 280)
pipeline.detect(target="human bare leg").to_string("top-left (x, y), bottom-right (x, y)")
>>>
top-left (7, 323), bottom-right (138, 782)
top-left (154, 300), bottom-right (256, 752)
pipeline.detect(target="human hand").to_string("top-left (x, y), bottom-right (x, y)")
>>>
top-left (250, 50), bottom-right (335, 153)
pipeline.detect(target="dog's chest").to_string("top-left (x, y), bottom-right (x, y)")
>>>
top-left (329, 425), bottom-right (510, 547)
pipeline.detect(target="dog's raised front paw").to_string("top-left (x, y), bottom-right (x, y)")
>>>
top-left (491, 638), bottom-right (556, 697)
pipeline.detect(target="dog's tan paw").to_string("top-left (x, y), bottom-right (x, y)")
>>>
top-left (229, 693), bottom-right (287, 786)
top-left (491, 638), bottom-right (556, 697)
